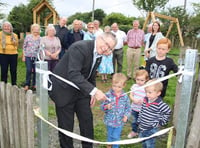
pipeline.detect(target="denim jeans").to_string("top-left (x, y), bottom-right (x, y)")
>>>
top-left (139, 127), bottom-right (158, 148)
top-left (25, 57), bottom-right (36, 86)
top-left (131, 110), bottom-right (139, 133)
top-left (107, 125), bottom-right (122, 148)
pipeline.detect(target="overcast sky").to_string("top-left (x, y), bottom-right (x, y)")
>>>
top-left (1, 0), bottom-right (197, 18)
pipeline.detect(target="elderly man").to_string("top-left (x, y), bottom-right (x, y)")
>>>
top-left (126, 20), bottom-right (144, 80)
top-left (63, 19), bottom-right (84, 50)
top-left (111, 22), bottom-right (127, 73)
top-left (54, 16), bottom-right (68, 59)
top-left (49, 32), bottom-right (117, 148)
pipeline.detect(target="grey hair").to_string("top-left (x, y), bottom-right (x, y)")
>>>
top-left (31, 24), bottom-right (40, 33)
top-left (45, 24), bottom-right (56, 36)
top-left (100, 32), bottom-right (117, 47)
top-left (2, 21), bottom-right (13, 32)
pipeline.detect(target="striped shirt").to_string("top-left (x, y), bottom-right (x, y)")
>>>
top-left (130, 84), bottom-right (146, 112)
top-left (138, 97), bottom-right (171, 131)
top-left (127, 29), bottom-right (144, 47)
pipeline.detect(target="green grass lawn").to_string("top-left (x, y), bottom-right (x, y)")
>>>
top-left (15, 46), bottom-right (180, 147)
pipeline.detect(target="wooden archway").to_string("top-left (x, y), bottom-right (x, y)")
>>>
top-left (143, 12), bottom-right (184, 47)
top-left (32, 0), bottom-right (59, 27)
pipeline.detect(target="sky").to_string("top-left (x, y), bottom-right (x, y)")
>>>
top-left (0, 0), bottom-right (197, 18)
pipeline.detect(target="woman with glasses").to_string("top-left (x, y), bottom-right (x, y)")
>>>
top-left (83, 22), bottom-right (95, 40)
top-left (22, 24), bottom-right (41, 91)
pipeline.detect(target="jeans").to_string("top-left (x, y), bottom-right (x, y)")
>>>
top-left (139, 127), bottom-right (158, 148)
top-left (25, 57), bottom-right (36, 86)
top-left (131, 110), bottom-right (139, 133)
top-left (107, 125), bottom-right (122, 148)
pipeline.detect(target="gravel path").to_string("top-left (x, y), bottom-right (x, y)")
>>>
top-left (35, 115), bottom-right (100, 148)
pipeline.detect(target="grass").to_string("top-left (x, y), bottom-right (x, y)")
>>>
top-left (14, 46), bottom-right (180, 147)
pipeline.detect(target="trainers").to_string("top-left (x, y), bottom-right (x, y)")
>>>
top-left (127, 131), bottom-right (138, 138)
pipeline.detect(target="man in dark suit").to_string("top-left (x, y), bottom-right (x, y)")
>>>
top-left (49, 32), bottom-right (117, 148)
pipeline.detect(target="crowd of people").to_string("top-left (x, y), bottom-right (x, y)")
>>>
top-left (0, 17), bottom-right (178, 148)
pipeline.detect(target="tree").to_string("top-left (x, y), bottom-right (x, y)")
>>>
top-left (132, 0), bottom-right (169, 12)
top-left (8, 4), bottom-right (30, 35)
top-left (103, 12), bottom-right (136, 33)
top-left (67, 9), bottom-right (106, 25)
top-left (0, 2), bottom-right (7, 20)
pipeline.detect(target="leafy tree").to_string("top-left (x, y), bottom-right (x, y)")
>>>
top-left (132, 0), bottom-right (169, 12)
top-left (0, 1), bottom-right (7, 20)
top-left (103, 12), bottom-right (136, 32)
top-left (159, 6), bottom-right (190, 47)
top-left (93, 9), bottom-right (106, 25)
top-left (67, 9), bottom-right (106, 25)
top-left (8, 4), bottom-right (30, 35)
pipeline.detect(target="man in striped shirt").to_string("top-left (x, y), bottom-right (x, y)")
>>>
top-left (138, 79), bottom-right (171, 148)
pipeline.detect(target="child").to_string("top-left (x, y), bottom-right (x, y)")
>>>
top-left (145, 37), bottom-right (178, 98)
top-left (127, 69), bottom-right (149, 138)
top-left (138, 79), bottom-right (171, 148)
top-left (101, 73), bottom-right (131, 148)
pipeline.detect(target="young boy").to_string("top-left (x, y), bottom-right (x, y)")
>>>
top-left (145, 37), bottom-right (178, 98)
top-left (127, 69), bottom-right (149, 138)
top-left (138, 79), bottom-right (171, 148)
top-left (101, 73), bottom-right (131, 148)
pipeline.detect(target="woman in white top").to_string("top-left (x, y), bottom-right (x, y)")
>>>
top-left (144, 21), bottom-right (164, 60)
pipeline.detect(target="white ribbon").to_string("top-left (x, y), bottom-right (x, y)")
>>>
top-left (36, 68), bottom-right (79, 90)
top-left (34, 108), bottom-right (173, 145)
top-left (125, 69), bottom-right (184, 95)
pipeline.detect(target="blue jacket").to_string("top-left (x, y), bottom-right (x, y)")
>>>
top-left (101, 89), bottom-right (131, 127)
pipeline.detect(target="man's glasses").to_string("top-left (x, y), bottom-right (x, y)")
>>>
top-left (100, 36), bottom-right (113, 53)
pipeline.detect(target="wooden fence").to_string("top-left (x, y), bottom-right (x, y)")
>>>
top-left (0, 82), bottom-right (35, 148)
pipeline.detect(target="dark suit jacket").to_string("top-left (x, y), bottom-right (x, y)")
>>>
top-left (48, 40), bottom-right (101, 107)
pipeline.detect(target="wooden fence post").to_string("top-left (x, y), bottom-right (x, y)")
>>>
top-left (36, 61), bottom-right (49, 148)
top-left (174, 49), bottom-right (198, 148)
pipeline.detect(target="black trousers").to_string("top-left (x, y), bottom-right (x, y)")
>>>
top-left (55, 95), bottom-right (94, 148)
top-left (0, 54), bottom-right (18, 85)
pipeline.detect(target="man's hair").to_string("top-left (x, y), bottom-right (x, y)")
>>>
top-left (100, 32), bottom-right (117, 47)
top-left (145, 79), bottom-right (163, 92)
top-left (135, 69), bottom-right (149, 81)
top-left (157, 37), bottom-right (172, 49)
top-left (112, 73), bottom-right (127, 85)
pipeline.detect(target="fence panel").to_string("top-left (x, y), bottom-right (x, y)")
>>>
top-left (0, 82), bottom-right (35, 148)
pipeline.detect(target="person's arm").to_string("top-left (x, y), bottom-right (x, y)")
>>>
top-left (158, 103), bottom-right (171, 126)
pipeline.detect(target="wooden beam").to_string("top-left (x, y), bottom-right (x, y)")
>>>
top-left (154, 12), bottom-right (177, 22)
top-left (176, 18), bottom-right (184, 47)
top-left (151, 12), bottom-right (156, 22)
top-left (142, 11), bottom-right (151, 31)
top-left (166, 21), bottom-right (174, 38)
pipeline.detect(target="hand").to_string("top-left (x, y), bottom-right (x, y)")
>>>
top-left (22, 56), bottom-right (25, 62)
top-left (106, 103), bottom-right (112, 110)
top-left (94, 89), bottom-right (106, 101)
top-left (122, 116), bottom-right (128, 123)
top-left (90, 96), bottom-right (96, 107)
